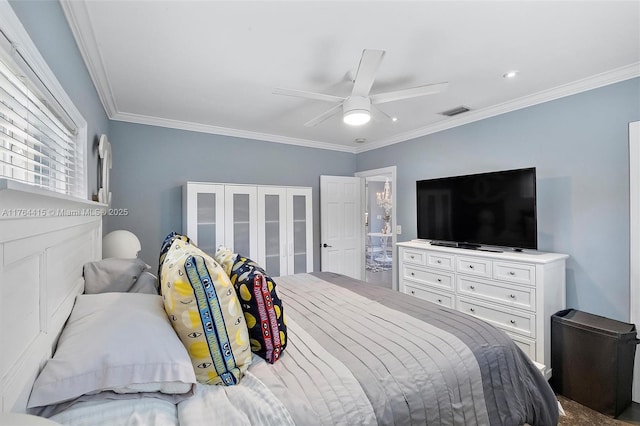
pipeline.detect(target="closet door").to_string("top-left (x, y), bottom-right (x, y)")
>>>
top-left (287, 187), bottom-right (313, 274)
top-left (224, 185), bottom-right (258, 259)
top-left (257, 187), bottom-right (287, 277)
top-left (183, 183), bottom-right (225, 256)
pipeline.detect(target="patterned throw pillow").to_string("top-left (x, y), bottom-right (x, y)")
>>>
top-left (159, 234), bottom-right (251, 385)
top-left (158, 232), bottom-right (190, 276)
top-left (215, 247), bottom-right (287, 363)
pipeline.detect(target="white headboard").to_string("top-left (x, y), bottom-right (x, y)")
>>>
top-left (0, 180), bottom-right (104, 413)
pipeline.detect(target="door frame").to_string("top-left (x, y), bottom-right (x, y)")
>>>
top-left (629, 120), bottom-right (640, 403)
top-left (356, 166), bottom-right (397, 291)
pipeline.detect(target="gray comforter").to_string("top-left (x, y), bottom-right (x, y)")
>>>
top-left (251, 272), bottom-right (558, 426)
top-left (47, 271), bottom-right (558, 426)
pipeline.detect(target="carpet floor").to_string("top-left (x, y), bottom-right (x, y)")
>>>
top-left (557, 395), bottom-right (633, 425)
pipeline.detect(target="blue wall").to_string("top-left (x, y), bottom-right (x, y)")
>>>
top-left (357, 78), bottom-right (640, 321)
top-left (105, 122), bottom-right (356, 270)
top-left (9, 0), bottom-right (109, 199)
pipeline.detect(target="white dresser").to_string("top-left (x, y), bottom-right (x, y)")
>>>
top-left (397, 240), bottom-right (568, 379)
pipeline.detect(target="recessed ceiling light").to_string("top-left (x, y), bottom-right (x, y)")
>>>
top-left (503, 70), bottom-right (519, 79)
top-left (391, 117), bottom-right (398, 122)
top-left (355, 138), bottom-right (366, 144)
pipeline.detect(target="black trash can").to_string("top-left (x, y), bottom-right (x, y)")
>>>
top-left (551, 309), bottom-right (639, 417)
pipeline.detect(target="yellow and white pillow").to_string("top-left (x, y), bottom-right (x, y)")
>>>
top-left (160, 235), bottom-right (251, 385)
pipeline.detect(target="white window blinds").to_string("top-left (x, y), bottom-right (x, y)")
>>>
top-left (0, 33), bottom-right (84, 198)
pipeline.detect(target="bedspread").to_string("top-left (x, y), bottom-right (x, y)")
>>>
top-left (49, 272), bottom-right (558, 426)
top-left (263, 272), bottom-right (559, 426)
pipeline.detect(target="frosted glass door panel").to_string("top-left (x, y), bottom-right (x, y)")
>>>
top-left (224, 186), bottom-right (257, 259)
top-left (197, 193), bottom-right (217, 255)
top-left (264, 195), bottom-right (280, 276)
top-left (257, 187), bottom-right (287, 277)
top-left (183, 183), bottom-right (224, 257)
top-left (292, 194), bottom-right (308, 273)
top-left (233, 193), bottom-right (251, 256)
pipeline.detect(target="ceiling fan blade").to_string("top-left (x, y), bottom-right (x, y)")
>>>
top-left (370, 104), bottom-right (394, 122)
top-left (273, 87), bottom-right (344, 103)
top-left (370, 82), bottom-right (448, 105)
top-left (304, 104), bottom-right (343, 127)
top-left (351, 49), bottom-right (385, 97)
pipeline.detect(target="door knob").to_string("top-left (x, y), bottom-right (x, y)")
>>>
top-left (322, 243), bottom-right (332, 248)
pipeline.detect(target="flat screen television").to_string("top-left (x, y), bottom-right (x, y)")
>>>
top-left (416, 167), bottom-right (537, 251)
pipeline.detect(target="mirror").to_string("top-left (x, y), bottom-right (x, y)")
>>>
top-left (97, 134), bottom-right (112, 204)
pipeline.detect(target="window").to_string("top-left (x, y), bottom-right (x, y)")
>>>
top-left (0, 1), bottom-right (87, 198)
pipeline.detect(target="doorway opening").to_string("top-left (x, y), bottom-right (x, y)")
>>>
top-left (356, 166), bottom-right (397, 291)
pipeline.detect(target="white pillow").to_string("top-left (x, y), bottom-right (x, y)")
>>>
top-left (28, 293), bottom-right (196, 409)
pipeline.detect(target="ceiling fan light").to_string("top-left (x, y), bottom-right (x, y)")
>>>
top-left (343, 110), bottom-right (371, 125)
top-left (343, 96), bottom-right (371, 126)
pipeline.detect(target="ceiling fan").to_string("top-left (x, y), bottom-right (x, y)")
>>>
top-left (273, 49), bottom-right (448, 127)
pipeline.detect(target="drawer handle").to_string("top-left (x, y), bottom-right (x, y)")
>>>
top-left (410, 255), bottom-right (415, 259)
top-left (437, 299), bottom-right (442, 303)
top-left (469, 285), bottom-right (475, 290)
top-left (410, 272), bottom-right (415, 276)
top-left (411, 290), bottom-right (415, 295)
top-left (510, 319), bottom-right (516, 324)
top-left (436, 260), bottom-right (442, 264)
top-left (470, 308), bottom-right (475, 313)
top-left (469, 265), bottom-right (474, 269)
top-left (437, 278), bottom-right (442, 283)
top-left (509, 271), bottom-right (516, 276)
top-left (509, 294), bottom-right (516, 299)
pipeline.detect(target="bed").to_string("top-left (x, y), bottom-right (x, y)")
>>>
top-left (0, 197), bottom-right (559, 425)
top-left (26, 272), bottom-right (558, 425)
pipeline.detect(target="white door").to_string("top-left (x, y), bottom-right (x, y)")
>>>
top-left (320, 175), bottom-right (362, 279)
top-left (183, 183), bottom-right (225, 256)
top-left (630, 120), bottom-right (640, 403)
top-left (257, 187), bottom-right (287, 277)
top-left (286, 187), bottom-right (313, 274)
top-left (224, 185), bottom-right (258, 259)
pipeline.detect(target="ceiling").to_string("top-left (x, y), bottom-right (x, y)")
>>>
top-left (60, 1), bottom-right (640, 154)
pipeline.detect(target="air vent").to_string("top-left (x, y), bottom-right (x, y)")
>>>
top-left (439, 105), bottom-right (471, 117)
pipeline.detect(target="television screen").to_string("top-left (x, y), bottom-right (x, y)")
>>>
top-left (416, 167), bottom-right (537, 250)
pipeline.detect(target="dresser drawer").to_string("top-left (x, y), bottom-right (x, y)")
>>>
top-left (401, 248), bottom-right (427, 265)
top-left (494, 261), bottom-right (536, 286)
top-left (457, 297), bottom-right (535, 338)
top-left (457, 256), bottom-right (492, 278)
top-left (404, 284), bottom-right (454, 308)
top-left (403, 265), bottom-right (454, 291)
top-left (426, 251), bottom-right (455, 271)
top-left (457, 276), bottom-right (535, 311)
top-left (507, 332), bottom-right (537, 361)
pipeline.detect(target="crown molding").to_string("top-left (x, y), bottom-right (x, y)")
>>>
top-left (60, 0), bottom-right (355, 154)
top-left (355, 63), bottom-right (640, 153)
top-left (60, 0), bottom-right (638, 155)
top-left (111, 111), bottom-right (357, 153)
top-left (60, 0), bottom-right (119, 117)
top-left (115, 63), bottom-right (639, 155)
